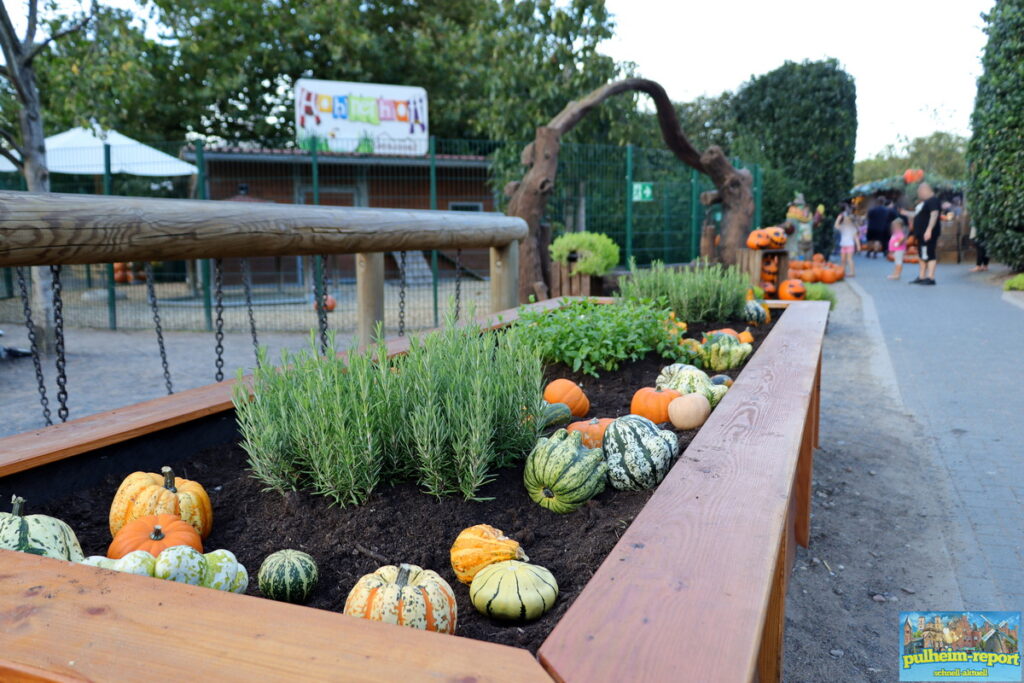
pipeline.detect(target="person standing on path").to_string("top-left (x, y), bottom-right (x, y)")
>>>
top-left (866, 197), bottom-right (896, 258)
top-left (888, 216), bottom-right (908, 280)
top-left (835, 204), bottom-right (860, 277)
top-left (969, 224), bottom-right (989, 272)
top-left (910, 182), bottom-right (942, 285)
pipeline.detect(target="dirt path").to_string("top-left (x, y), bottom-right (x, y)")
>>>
top-left (783, 281), bottom-right (999, 681)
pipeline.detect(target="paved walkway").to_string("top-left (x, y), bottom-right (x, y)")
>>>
top-left (846, 255), bottom-right (1024, 609)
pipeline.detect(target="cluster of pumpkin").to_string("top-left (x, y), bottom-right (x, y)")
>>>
top-left (339, 523), bottom-right (561, 637)
top-left (0, 467), bottom-right (323, 604)
top-left (529, 367), bottom-right (733, 515)
top-left (790, 254), bottom-right (844, 284)
top-left (746, 226), bottom-right (788, 250)
top-left (759, 254), bottom-right (782, 294)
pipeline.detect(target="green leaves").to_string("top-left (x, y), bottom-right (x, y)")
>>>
top-left (233, 317), bottom-right (543, 505)
top-left (969, 0), bottom-right (1024, 271)
top-left (515, 297), bottom-right (670, 377)
top-left (618, 260), bottom-right (748, 323)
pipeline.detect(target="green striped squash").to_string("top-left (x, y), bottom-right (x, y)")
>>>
top-left (258, 549), bottom-right (319, 604)
top-left (708, 383), bottom-right (730, 409)
top-left (603, 415), bottom-right (679, 491)
top-left (470, 560), bottom-right (558, 622)
top-left (523, 429), bottom-right (606, 514)
top-left (0, 496), bottom-right (84, 562)
top-left (539, 401), bottom-right (573, 429)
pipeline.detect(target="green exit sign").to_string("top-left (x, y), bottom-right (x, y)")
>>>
top-left (632, 182), bottom-right (654, 202)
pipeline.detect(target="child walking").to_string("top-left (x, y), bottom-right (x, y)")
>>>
top-left (835, 206), bottom-right (859, 277)
top-left (888, 217), bottom-right (907, 280)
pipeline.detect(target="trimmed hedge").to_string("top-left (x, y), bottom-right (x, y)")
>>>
top-left (733, 59), bottom-right (857, 221)
top-left (969, 0), bottom-right (1024, 271)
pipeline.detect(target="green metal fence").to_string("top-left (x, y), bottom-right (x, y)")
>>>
top-left (0, 137), bottom-right (761, 332)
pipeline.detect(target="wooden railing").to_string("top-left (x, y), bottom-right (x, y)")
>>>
top-left (0, 190), bottom-right (525, 344)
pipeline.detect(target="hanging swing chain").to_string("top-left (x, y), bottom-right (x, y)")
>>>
top-left (454, 249), bottom-right (462, 322)
top-left (213, 258), bottom-right (226, 382)
top-left (240, 257), bottom-right (260, 367)
top-left (314, 254), bottom-right (329, 356)
top-left (15, 266), bottom-right (52, 426)
top-left (49, 265), bottom-right (69, 422)
top-left (143, 262), bottom-right (173, 395)
top-left (398, 251), bottom-right (407, 337)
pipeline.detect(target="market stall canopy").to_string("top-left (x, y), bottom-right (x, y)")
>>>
top-left (849, 174), bottom-right (966, 198)
top-left (0, 127), bottom-right (197, 176)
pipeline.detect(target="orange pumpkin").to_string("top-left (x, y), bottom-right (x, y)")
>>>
top-left (567, 417), bottom-right (615, 449)
top-left (449, 524), bottom-right (527, 585)
top-left (738, 329), bottom-right (754, 344)
top-left (819, 268), bottom-right (839, 284)
top-left (812, 253), bottom-right (825, 263)
top-left (544, 379), bottom-right (589, 417)
top-left (108, 513), bottom-right (203, 559)
top-left (630, 387), bottom-right (682, 424)
top-left (109, 466), bottom-right (213, 539)
top-left (761, 281), bottom-right (777, 297)
top-left (762, 257), bottom-right (779, 274)
top-left (764, 227), bottom-right (787, 248)
top-left (778, 279), bottom-right (807, 301)
top-left (761, 271), bottom-right (777, 283)
top-left (113, 270), bottom-right (129, 284)
top-left (789, 260), bottom-right (806, 271)
top-left (832, 267), bottom-right (845, 281)
top-left (314, 294), bottom-right (337, 312)
top-left (704, 328), bottom-right (739, 342)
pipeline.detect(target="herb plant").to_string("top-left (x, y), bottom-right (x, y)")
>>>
top-left (803, 282), bottom-right (837, 310)
top-left (516, 298), bottom-right (671, 376)
top-left (234, 318), bottom-right (543, 506)
top-left (618, 259), bottom-right (748, 322)
top-left (549, 231), bottom-right (621, 276)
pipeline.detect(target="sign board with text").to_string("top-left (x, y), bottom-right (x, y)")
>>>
top-left (295, 78), bottom-right (428, 156)
top-left (632, 182), bottom-right (654, 202)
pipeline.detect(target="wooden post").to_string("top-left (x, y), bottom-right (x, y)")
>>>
top-left (489, 240), bottom-right (518, 314)
top-left (356, 252), bottom-right (384, 347)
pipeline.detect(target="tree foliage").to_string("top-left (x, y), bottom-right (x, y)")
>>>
top-left (855, 132), bottom-right (968, 185)
top-left (969, 0), bottom-right (1024, 271)
top-left (732, 59), bottom-right (857, 214)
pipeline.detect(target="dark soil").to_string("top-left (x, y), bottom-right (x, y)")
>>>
top-left (36, 317), bottom-right (775, 653)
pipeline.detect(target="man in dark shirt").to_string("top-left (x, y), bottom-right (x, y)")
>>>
top-left (866, 198), bottom-right (896, 258)
top-left (910, 182), bottom-right (942, 284)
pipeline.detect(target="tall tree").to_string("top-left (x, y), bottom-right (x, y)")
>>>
top-left (854, 132), bottom-right (968, 185)
top-left (970, 0), bottom-right (1024, 271)
top-left (1, 0), bottom-right (97, 352)
top-left (732, 59), bottom-right (857, 214)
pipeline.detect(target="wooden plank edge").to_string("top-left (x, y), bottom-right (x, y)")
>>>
top-left (537, 301), bottom-right (829, 683)
top-left (0, 550), bottom-right (552, 683)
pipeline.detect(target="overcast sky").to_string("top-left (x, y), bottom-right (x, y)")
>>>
top-left (602, 0), bottom-right (995, 160)
top-left (6, 0), bottom-right (994, 160)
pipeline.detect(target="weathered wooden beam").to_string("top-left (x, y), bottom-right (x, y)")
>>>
top-left (356, 252), bottom-right (385, 347)
top-left (489, 240), bottom-right (518, 314)
top-left (0, 190), bottom-right (528, 267)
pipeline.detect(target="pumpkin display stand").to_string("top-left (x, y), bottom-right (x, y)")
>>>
top-left (0, 298), bottom-right (828, 682)
top-left (738, 247), bottom-right (789, 288)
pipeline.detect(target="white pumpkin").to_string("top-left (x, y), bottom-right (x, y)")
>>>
top-left (667, 394), bottom-right (711, 430)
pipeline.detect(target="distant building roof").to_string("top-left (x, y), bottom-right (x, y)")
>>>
top-left (181, 145), bottom-right (489, 169)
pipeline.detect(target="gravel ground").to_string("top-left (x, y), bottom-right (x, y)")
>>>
top-left (783, 280), bottom-right (999, 681)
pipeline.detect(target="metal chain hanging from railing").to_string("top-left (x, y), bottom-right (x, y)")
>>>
top-left (212, 258), bottom-right (226, 382)
top-left (240, 257), bottom-right (260, 367)
top-left (49, 265), bottom-right (69, 422)
top-left (398, 251), bottom-right (407, 337)
top-left (15, 266), bottom-right (51, 426)
top-left (143, 262), bottom-right (173, 394)
top-left (313, 254), bottom-right (329, 355)
top-left (454, 249), bottom-right (462, 322)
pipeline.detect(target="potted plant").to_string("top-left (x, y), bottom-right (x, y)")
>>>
top-left (548, 231), bottom-right (620, 297)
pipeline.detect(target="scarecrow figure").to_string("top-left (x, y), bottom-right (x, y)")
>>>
top-left (785, 192), bottom-right (814, 259)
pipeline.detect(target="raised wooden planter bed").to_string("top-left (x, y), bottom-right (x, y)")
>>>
top-left (0, 298), bottom-right (827, 682)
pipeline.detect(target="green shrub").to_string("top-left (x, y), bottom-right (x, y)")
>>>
top-left (804, 282), bottom-right (837, 310)
top-left (549, 231), bottom-right (621, 276)
top-left (969, 1), bottom-right (1024, 271)
top-left (618, 260), bottom-right (748, 322)
top-left (1004, 273), bottom-right (1024, 291)
top-left (234, 319), bottom-right (543, 505)
top-left (516, 297), bottom-right (670, 376)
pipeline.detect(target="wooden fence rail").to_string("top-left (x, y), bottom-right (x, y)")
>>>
top-left (0, 190), bottom-right (526, 343)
